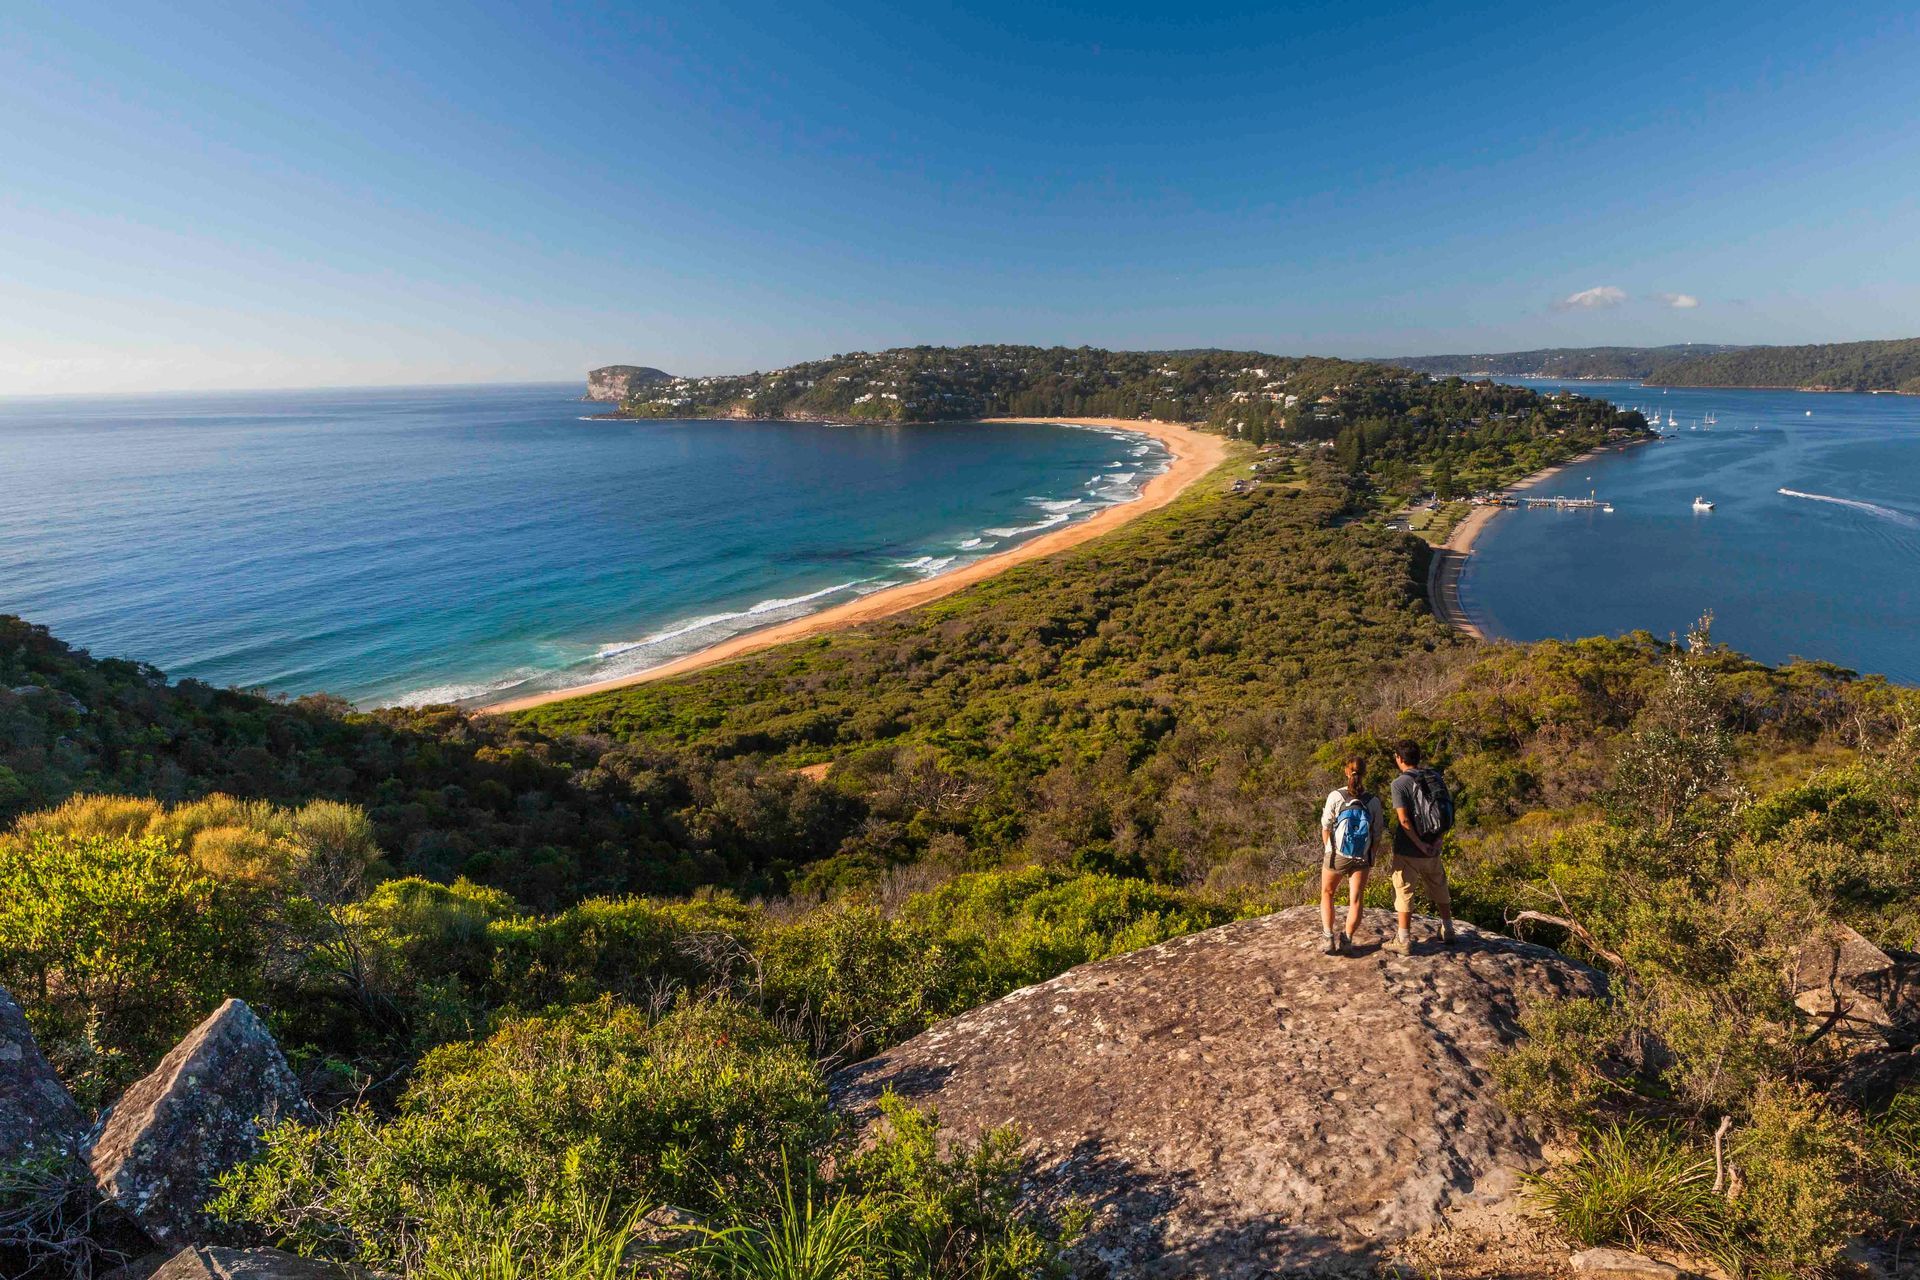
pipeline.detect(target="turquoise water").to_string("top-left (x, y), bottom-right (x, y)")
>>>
top-left (1463, 380), bottom-right (1920, 684)
top-left (0, 385), bottom-right (1167, 707)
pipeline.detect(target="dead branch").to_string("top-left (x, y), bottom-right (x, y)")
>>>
top-left (1508, 910), bottom-right (1625, 968)
top-left (1712, 1114), bottom-right (1733, 1194)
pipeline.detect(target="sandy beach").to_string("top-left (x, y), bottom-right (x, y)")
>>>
top-left (480, 418), bottom-right (1230, 713)
top-left (1426, 443), bottom-right (1622, 638)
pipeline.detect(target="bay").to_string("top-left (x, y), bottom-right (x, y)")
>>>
top-left (1461, 380), bottom-right (1920, 684)
top-left (0, 384), bottom-right (1166, 707)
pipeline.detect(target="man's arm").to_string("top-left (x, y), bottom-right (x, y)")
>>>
top-left (1395, 804), bottom-right (1435, 858)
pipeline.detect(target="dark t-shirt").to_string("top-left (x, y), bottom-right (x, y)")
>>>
top-left (1390, 770), bottom-right (1434, 859)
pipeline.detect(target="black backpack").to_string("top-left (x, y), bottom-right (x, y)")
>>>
top-left (1407, 768), bottom-right (1455, 841)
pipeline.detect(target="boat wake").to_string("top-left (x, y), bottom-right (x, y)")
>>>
top-left (1778, 488), bottom-right (1920, 528)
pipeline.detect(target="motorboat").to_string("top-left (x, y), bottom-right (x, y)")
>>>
top-left (1692, 496), bottom-right (1715, 511)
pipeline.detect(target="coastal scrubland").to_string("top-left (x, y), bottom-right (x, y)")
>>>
top-left (3, 367), bottom-right (1916, 1277)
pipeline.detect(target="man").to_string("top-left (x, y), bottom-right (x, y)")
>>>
top-left (1386, 740), bottom-right (1455, 954)
top-left (1318, 755), bottom-right (1383, 955)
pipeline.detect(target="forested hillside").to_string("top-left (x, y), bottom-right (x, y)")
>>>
top-left (1647, 336), bottom-right (1920, 392)
top-left (606, 344), bottom-right (1648, 451)
top-left (4, 371), bottom-right (1917, 1277)
top-left (607, 343), bottom-right (1358, 429)
top-left (1388, 344), bottom-right (1741, 380)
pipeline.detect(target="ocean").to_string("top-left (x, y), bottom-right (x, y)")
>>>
top-left (0, 384), bottom-right (1168, 707)
top-left (1461, 380), bottom-right (1920, 685)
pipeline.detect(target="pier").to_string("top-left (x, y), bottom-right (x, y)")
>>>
top-left (1519, 494), bottom-right (1610, 510)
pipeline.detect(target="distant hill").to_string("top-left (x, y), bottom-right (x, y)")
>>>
top-left (1645, 337), bottom-right (1920, 393)
top-left (1386, 344), bottom-right (1744, 380)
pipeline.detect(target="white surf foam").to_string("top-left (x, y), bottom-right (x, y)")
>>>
top-left (1778, 488), bottom-right (1920, 528)
top-left (982, 513), bottom-right (1072, 538)
top-left (594, 578), bottom-right (873, 658)
top-left (390, 667), bottom-right (547, 708)
top-left (1030, 497), bottom-right (1085, 514)
top-left (959, 537), bottom-right (985, 549)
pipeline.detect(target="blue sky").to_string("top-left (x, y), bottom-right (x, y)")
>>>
top-left (3, 1), bottom-right (1917, 393)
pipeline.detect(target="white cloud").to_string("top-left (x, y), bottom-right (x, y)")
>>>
top-left (1657, 292), bottom-right (1701, 309)
top-left (1553, 285), bottom-right (1627, 311)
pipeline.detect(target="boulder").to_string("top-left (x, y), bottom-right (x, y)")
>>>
top-left (1570, 1246), bottom-right (1686, 1278)
top-left (89, 1000), bottom-right (317, 1249)
top-left (830, 906), bottom-right (1604, 1279)
top-left (0, 984), bottom-right (86, 1163)
top-left (1792, 924), bottom-right (1919, 1045)
top-left (150, 1246), bottom-right (373, 1278)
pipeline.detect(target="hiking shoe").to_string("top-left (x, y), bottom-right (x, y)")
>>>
top-left (1321, 932), bottom-right (1340, 956)
top-left (1440, 924), bottom-right (1458, 946)
top-left (1383, 934), bottom-right (1411, 955)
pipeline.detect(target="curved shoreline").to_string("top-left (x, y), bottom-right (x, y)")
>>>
top-left (1426, 446), bottom-right (1616, 641)
top-left (478, 418), bottom-right (1229, 713)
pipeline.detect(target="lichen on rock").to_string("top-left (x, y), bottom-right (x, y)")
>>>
top-left (831, 905), bottom-right (1605, 1279)
top-left (0, 984), bottom-right (86, 1164)
top-left (88, 999), bottom-right (317, 1249)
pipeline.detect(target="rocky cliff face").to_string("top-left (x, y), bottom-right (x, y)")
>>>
top-left (830, 906), bottom-right (1605, 1279)
top-left (584, 365), bottom-right (673, 402)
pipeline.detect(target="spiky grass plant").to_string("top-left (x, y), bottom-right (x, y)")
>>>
top-left (1526, 1120), bottom-right (1729, 1257)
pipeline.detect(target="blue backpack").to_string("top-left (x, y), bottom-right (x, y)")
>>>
top-left (1332, 792), bottom-right (1375, 865)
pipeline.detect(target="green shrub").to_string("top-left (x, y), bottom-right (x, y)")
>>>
top-left (1492, 997), bottom-right (1627, 1128)
top-left (904, 868), bottom-right (1233, 1011)
top-left (758, 906), bottom-right (951, 1062)
top-left (487, 893), bottom-right (758, 1012)
top-left (1863, 1086), bottom-right (1920, 1241)
top-left (213, 999), bottom-right (829, 1271)
top-left (839, 1094), bottom-right (1081, 1280)
top-left (1725, 1082), bottom-right (1860, 1276)
top-left (0, 829), bottom-right (260, 1101)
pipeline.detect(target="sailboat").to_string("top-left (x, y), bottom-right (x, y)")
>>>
top-left (1667, 411), bottom-right (1678, 428)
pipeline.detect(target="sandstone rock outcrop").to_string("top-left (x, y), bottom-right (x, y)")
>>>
top-left (90, 1000), bottom-right (317, 1249)
top-left (1793, 923), bottom-right (1918, 1046)
top-left (831, 906), bottom-right (1604, 1279)
top-left (150, 1245), bottom-right (374, 1278)
top-left (585, 364), bottom-right (673, 402)
top-left (0, 984), bottom-right (86, 1163)
top-left (1571, 1246), bottom-right (1688, 1278)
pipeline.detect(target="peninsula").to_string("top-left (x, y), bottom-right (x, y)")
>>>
top-left (1391, 336), bottom-right (1920, 392)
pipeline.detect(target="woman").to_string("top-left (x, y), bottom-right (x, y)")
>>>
top-left (1319, 755), bottom-right (1384, 955)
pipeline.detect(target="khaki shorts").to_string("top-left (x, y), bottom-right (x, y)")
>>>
top-left (1392, 854), bottom-right (1451, 914)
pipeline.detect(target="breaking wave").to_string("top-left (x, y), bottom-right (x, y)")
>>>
top-left (594, 579), bottom-right (876, 658)
top-left (983, 513), bottom-right (1072, 538)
